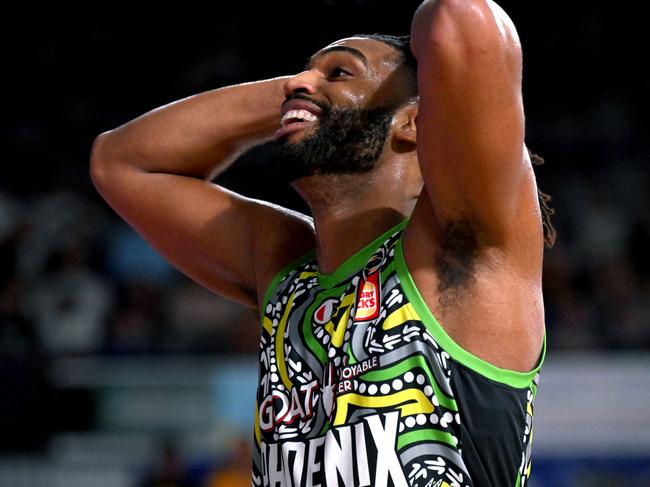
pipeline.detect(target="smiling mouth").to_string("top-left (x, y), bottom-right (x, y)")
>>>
top-left (280, 109), bottom-right (320, 127)
top-left (274, 108), bottom-right (322, 141)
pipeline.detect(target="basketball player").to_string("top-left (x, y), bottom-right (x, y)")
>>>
top-left (90, 1), bottom-right (554, 485)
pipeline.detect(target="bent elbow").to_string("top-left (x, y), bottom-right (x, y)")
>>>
top-left (89, 131), bottom-right (120, 193)
top-left (89, 133), bottom-right (108, 188)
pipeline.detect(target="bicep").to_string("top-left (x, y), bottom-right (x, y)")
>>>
top-left (412, 0), bottom-right (534, 247)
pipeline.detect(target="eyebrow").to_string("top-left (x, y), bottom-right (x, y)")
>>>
top-left (305, 46), bottom-right (369, 70)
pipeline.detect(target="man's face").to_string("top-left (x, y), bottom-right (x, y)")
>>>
top-left (270, 38), bottom-right (409, 181)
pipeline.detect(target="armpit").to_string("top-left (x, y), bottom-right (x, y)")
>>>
top-left (435, 219), bottom-right (479, 304)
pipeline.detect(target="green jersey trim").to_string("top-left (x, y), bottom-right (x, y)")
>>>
top-left (261, 219), bottom-right (410, 314)
top-left (394, 228), bottom-right (546, 389)
top-left (317, 219), bottom-right (409, 288)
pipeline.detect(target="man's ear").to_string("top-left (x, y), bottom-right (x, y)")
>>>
top-left (392, 100), bottom-right (418, 146)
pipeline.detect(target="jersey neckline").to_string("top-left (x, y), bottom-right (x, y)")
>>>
top-left (317, 218), bottom-right (409, 289)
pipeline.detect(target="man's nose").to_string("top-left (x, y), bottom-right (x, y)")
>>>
top-left (283, 70), bottom-right (319, 97)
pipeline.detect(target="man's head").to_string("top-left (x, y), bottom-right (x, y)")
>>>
top-left (270, 35), bottom-right (419, 182)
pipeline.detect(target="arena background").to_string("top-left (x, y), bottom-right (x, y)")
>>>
top-left (1, 2), bottom-right (648, 486)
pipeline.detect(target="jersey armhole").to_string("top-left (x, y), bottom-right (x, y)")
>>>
top-left (395, 231), bottom-right (546, 389)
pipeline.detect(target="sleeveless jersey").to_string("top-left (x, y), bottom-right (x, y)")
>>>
top-left (253, 219), bottom-right (544, 487)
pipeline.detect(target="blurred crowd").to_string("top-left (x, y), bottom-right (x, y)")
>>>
top-left (138, 437), bottom-right (251, 487)
top-left (0, 190), bottom-right (258, 359)
top-left (542, 167), bottom-right (650, 350)
top-left (1, 161), bottom-right (648, 363)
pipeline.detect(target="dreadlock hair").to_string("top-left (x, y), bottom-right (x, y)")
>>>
top-left (529, 150), bottom-right (557, 248)
top-left (353, 34), bottom-right (557, 249)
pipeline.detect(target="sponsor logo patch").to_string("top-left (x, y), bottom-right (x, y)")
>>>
top-left (355, 271), bottom-right (380, 321)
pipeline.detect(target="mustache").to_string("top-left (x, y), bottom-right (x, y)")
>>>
top-left (282, 93), bottom-right (331, 115)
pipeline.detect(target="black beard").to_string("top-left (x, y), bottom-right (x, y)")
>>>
top-left (269, 105), bottom-right (396, 182)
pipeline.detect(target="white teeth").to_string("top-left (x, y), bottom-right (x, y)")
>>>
top-left (281, 109), bottom-right (319, 126)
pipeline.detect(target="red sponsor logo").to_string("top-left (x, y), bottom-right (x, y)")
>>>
top-left (355, 272), bottom-right (379, 321)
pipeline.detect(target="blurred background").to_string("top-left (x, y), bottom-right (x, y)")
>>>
top-left (1, 2), bottom-right (648, 486)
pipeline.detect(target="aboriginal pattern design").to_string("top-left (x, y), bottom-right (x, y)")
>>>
top-left (252, 220), bottom-right (542, 487)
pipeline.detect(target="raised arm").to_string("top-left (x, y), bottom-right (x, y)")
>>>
top-left (410, 0), bottom-right (542, 259)
top-left (90, 78), bottom-right (315, 309)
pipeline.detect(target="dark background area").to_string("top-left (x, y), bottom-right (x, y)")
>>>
top-left (4, 3), bottom-right (646, 195)
top-left (1, 0), bottom-right (648, 469)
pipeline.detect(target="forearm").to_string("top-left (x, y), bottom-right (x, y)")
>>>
top-left (91, 76), bottom-right (288, 179)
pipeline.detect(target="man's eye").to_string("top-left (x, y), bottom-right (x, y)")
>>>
top-left (330, 67), bottom-right (352, 78)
